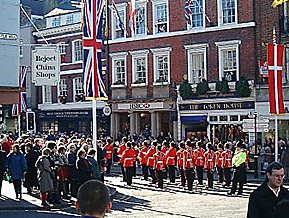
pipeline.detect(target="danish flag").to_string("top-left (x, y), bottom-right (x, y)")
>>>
top-left (267, 43), bottom-right (285, 115)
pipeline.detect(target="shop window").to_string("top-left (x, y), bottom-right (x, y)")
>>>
top-left (42, 121), bottom-right (49, 132)
top-left (220, 115), bottom-right (228, 121)
top-left (240, 115), bottom-right (249, 121)
top-left (211, 124), bottom-right (245, 142)
top-left (210, 116), bottom-right (218, 121)
top-left (230, 115), bottom-right (238, 121)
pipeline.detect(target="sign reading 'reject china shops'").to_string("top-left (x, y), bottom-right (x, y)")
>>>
top-left (179, 101), bottom-right (255, 111)
top-left (32, 47), bottom-right (60, 86)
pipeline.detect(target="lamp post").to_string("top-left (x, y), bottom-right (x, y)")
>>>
top-left (254, 111), bottom-right (258, 178)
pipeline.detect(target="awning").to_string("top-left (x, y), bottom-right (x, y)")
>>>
top-left (181, 115), bottom-right (207, 124)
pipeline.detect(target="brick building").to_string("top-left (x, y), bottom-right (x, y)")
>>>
top-left (108, 0), bottom-right (259, 141)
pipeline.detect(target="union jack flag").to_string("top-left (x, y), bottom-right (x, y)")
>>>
top-left (83, 0), bottom-right (108, 100)
top-left (185, 0), bottom-right (194, 25)
top-left (12, 66), bottom-right (28, 116)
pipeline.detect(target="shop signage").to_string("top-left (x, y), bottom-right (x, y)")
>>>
top-left (38, 111), bottom-right (92, 119)
top-left (32, 46), bottom-right (60, 86)
top-left (179, 101), bottom-right (255, 111)
top-left (118, 102), bottom-right (164, 110)
top-left (0, 32), bottom-right (18, 40)
top-left (103, 105), bottom-right (112, 116)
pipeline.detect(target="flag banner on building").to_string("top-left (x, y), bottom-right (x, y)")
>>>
top-left (112, 0), bottom-right (126, 35)
top-left (82, 0), bottom-right (108, 100)
top-left (267, 43), bottom-right (285, 115)
top-left (129, 0), bottom-right (139, 35)
top-left (185, 0), bottom-right (194, 25)
top-left (12, 66), bottom-right (28, 116)
top-left (272, 0), bottom-right (288, 8)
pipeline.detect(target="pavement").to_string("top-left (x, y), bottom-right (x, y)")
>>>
top-left (0, 164), bottom-right (273, 211)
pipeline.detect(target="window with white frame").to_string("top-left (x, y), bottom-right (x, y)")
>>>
top-left (218, 0), bottom-right (237, 25)
top-left (73, 77), bottom-right (83, 100)
top-left (114, 59), bottom-right (126, 85)
top-left (131, 51), bottom-right (148, 84)
top-left (43, 86), bottom-right (52, 103)
top-left (152, 48), bottom-right (171, 83)
top-left (66, 14), bottom-right (74, 24)
top-left (59, 79), bottom-right (67, 97)
top-left (112, 4), bottom-right (126, 39)
top-left (186, 0), bottom-right (204, 29)
top-left (216, 41), bottom-right (240, 82)
top-left (135, 6), bottom-right (146, 35)
top-left (185, 44), bottom-right (207, 84)
top-left (152, 0), bottom-right (169, 34)
top-left (52, 17), bottom-right (60, 27)
top-left (58, 42), bottom-right (66, 55)
top-left (72, 40), bottom-right (83, 62)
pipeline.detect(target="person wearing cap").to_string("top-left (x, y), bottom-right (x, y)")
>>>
top-left (247, 162), bottom-right (289, 218)
top-left (228, 141), bottom-right (247, 196)
top-left (76, 180), bottom-right (112, 218)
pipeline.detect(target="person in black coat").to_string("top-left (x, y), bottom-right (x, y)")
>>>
top-left (247, 162), bottom-right (289, 218)
top-left (24, 143), bottom-right (39, 194)
top-left (76, 149), bottom-right (92, 186)
top-left (67, 143), bottom-right (78, 197)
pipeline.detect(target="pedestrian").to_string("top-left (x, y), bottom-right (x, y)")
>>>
top-left (36, 148), bottom-right (54, 207)
top-left (117, 138), bottom-right (127, 182)
top-left (76, 149), bottom-right (92, 186)
top-left (87, 148), bottom-right (101, 180)
top-left (222, 142), bottom-right (233, 187)
top-left (204, 143), bottom-right (215, 189)
top-left (75, 180), bottom-right (112, 218)
top-left (67, 143), bottom-right (78, 198)
top-left (194, 141), bottom-right (205, 185)
top-left (24, 142), bottom-right (39, 195)
top-left (247, 162), bottom-right (289, 218)
top-left (154, 145), bottom-right (166, 189)
top-left (58, 146), bottom-right (69, 199)
top-left (0, 144), bottom-right (6, 196)
top-left (6, 144), bottom-right (27, 199)
top-left (274, 199), bottom-right (289, 218)
top-left (165, 141), bottom-right (177, 183)
top-left (281, 144), bottom-right (289, 181)
top-left (122, 142), bottom-right (135, 186)
top-left (228, 141), bottom-right (247, 196)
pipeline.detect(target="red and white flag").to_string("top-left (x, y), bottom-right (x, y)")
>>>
top-left (129, 0), bottom-right (139, 35)
top-left (267, 43), bottom-right (285, 115)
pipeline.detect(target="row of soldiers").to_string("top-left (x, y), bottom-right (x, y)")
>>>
top-left (117, 137), bottom-right (248, 194)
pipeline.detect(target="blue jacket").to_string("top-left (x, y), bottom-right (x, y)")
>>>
top-left (6, 153), bottom-right (27, 179)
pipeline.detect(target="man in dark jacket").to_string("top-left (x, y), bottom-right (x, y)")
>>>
top-left (247, 162), bottom-right (289, 218)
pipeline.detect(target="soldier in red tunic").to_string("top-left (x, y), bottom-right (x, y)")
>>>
top-left (215, 143), bottom-right (224, 183)
top-left (194, 141), bottom-right (205, 185)
top-left (122, 142), bottom-right (135, 186)
top-left (222, 142), bottom-right (233, 187)
top-left (204, 143), bottom-right (216, 189)
top-left (165, 142), bottom-right (177, 183)
top-left (104, 137), bottom-right (114, 174)
top-left (177, 142), bottom-right (186, 187)
top-left (138, 141), bottom-right (149, 180)
top-left (154, 145), bottom-right (166, 189)
top-left (117, 137), bottom-right (127, 182)
top-left (146, 141), bottom-right (157, 184)
top-left (183, 140), bottom-right (195, 191)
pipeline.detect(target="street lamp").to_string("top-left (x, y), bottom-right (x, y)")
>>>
top-left (254, 111), bottom-right (258, 178)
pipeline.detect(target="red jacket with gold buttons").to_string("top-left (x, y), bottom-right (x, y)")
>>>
top-left (146, 147), bottom-right (156, 167)
top-left (165, 148), bottom-right (177, 165)
top-left (154, 151), bottom-right (165, 170)
top-left (104, 143), bottom-right (114, 160)
top-left (204, 149), bottom-right (215, 170)
top-left (122, 148), bottom-right (135, 167)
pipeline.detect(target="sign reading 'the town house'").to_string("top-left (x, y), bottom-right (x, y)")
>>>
top-left (179, 101), bottom-right (255, 111)
top-left (32, 46), bottom-right (60, 86)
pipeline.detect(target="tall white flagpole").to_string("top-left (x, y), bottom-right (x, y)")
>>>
top-left (18, 115), bottom-right (21, 138)
top-left (92, 99), bottom-right (98, 151)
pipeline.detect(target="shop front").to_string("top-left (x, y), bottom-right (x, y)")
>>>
top-left (36, 110), bottom-right (110, 136)
top-left (110, 100), bottom-right (177, 140)
top-left (178, 99), bottom-right (255, 142)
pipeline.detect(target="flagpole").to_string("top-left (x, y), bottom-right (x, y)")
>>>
top-left (275, 116), bottom-right (278, 162)
top-left (93, 99), bottom-right (98, 150)
top-left (18, 115), bottom-right (21, 138)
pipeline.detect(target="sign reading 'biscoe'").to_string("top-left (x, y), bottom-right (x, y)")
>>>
top-left (118, 102), bottom-right (164, 110)
top-left (32, 47), bottom-right (60, 86)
